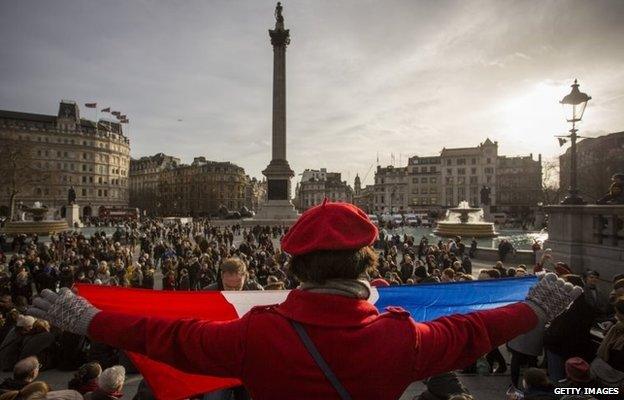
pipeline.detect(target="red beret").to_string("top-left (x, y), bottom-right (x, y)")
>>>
top-left (281, 199), bottom-right (378, 256)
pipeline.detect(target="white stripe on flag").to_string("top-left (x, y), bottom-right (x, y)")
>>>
top-left (223, 288), bottom-right (381, 317)
top-left (223, 290), bottom-right (290, 317)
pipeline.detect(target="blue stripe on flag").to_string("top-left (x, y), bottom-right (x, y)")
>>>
top-left (374, 276), bottom-right (538, 322)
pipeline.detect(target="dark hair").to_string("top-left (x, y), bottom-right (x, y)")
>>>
top-left (289, 246), bottom-right (378, 284)
top-left (524, 368), bottom-right (550, 389)
top-left (486, 269), bottom-right (501, 279)
top-left (219, 258), bottom-right (247, 275)
top-left (562, 274), bottom-right (584, 288)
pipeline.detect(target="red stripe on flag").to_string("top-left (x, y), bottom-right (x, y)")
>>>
top-left (76, 284), bottom-right (241, 399)
top-left (85, 103), bottom-right (97, 108)
top-left (101, 107), bottom-right (111, 113)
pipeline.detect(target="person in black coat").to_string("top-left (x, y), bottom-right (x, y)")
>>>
top-left (543, 275), bottom-right (595, 382)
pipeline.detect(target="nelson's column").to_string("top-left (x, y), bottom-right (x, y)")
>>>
top-left (255, 2), bottom-right (299, 221)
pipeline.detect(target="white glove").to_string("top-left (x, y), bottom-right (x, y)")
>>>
top-left (27, 288), bottom-right (100, 336)
top-left (525, 273), bottom-right (583, 321)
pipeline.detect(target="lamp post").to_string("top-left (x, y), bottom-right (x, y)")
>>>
top-left (558, 79), bottom-right (591, 205)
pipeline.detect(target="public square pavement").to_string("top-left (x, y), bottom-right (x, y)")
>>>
top-left (0, 368), bottom-right (514, 399)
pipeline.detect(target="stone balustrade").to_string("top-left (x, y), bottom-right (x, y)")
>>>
top-left (545, 204), bottom-right (624, 280)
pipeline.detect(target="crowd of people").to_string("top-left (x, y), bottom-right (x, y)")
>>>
top-left (0, 217), bottom-right (623, 399)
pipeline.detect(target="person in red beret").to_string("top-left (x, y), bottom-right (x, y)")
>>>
top-left (28, 199), bottom-right (583, 400)
top-left (556, 357), bottom-right (599, 393)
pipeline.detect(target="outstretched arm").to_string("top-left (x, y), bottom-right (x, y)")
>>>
top-left (28, 288), bottom-right (247, 377)
top-left (411, 273), bottom-right (582, 379)
top-left (89, 311), bottom-right (247, 377)
top-left (412, 302), bottom-right (536, 379)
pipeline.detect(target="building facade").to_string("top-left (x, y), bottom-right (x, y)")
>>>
top-left (407, 156), bottom-right (442, 212)
top-left (129, 153), bottom-right (180, 215)
top-left (560, 131), bottom-right (624, 202)
top-left (295, 168), bottom-right (353, 212)
top-left (156, 157), bottom-right (248, 217)
top-left (0, 100), bottom-right (130, 218)
top-left (496, 154), bottom-right (542, 213)
top-left (367, 138), bottom-right (542, 215)
top-left (440, 139), bottom-right (498, 207)
top-left (373, 166), bottom-right (408, 213)
top-left (244, 177), bottom-right (267, 213)
top-left (353, 175), bottom-right (375, 214)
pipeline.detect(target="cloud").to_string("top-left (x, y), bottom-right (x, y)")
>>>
top-left (1, 0), bottom-right (623, 188)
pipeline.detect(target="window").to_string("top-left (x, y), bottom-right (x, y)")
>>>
top-left (471, 168), bottom-right (477, 175)
top-left (457, 158), bottom-right (466, 165)
top-left (471, 158), bottom-right (476, 165)
top-left (447, 168), bottom-right (452, 175)
top-left (412, 178), bottom-right (419, 184)
top-left (430, 177), bottom-right (437, 184)
top-left (458, 168), bottom-right (465, 175)
top-left (430, 166), bottom-right (436, 173)
top-left (446, 159), bottom-right (452, 165)
top-left (81, 189), bottom-right (87, 196)
top-left (421, 177), bottom-right (427, 183)
top-left (98, 189), bottom-right (102, 197)
top-left (487, 158), bottom-right (491, 164)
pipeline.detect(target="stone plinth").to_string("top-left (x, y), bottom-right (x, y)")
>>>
top-left (254, 200), bottom-right (299, 222)
top-left (544, 205), bottom-right (624, 279)
top-left (66, 204), bottom-right (83, 228)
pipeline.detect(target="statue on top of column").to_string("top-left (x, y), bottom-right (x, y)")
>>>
top-left (275, 2), bottom-right (284, 28)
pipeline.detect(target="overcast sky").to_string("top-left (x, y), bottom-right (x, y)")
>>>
top-left (1, 0), bottom-right (623, 186)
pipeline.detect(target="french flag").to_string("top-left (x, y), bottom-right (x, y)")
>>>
top-left (76, 277), bottom-right (536, 399)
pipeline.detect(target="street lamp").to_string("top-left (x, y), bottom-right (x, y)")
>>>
top-left (558, 79), bottom-right (591, 205)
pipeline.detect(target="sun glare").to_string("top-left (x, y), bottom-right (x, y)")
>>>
top-left (496, 81), bottom-right (571, 154)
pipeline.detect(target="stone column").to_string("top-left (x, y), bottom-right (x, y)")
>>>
top-left (272, 41), bottom-right (287, 161)
top-left (253, 2), bottom-right (298, 221)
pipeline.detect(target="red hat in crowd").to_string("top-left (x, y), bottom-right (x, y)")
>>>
top-left (565, 357), bottom-right (591, 383)
top-left (281, 199), bottom-right (378, 256)
top-left (370, 278), bottom-right (390, 287)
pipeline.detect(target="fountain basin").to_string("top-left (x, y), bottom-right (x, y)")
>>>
top-left (2, 220), bottom-right (70, 236)
top-left (433, 222), bottom-right (498, 238)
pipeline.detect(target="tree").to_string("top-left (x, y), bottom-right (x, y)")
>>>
top-left (541, 158), bottom-right (561, 205)
top-left (0, 138), bottom-right (53, 220)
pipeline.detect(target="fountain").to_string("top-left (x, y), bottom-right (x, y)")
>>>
top-left (433, 201), bottom-right (498, 238)
top-left (2, 202), bottom-right (70, 236)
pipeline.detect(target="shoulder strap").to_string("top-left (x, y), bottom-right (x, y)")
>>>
top-left (289, 320), bottom-right (353, 400)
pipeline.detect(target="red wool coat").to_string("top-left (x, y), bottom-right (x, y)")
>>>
top-left (88, 289), bottom-right (537, 400)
